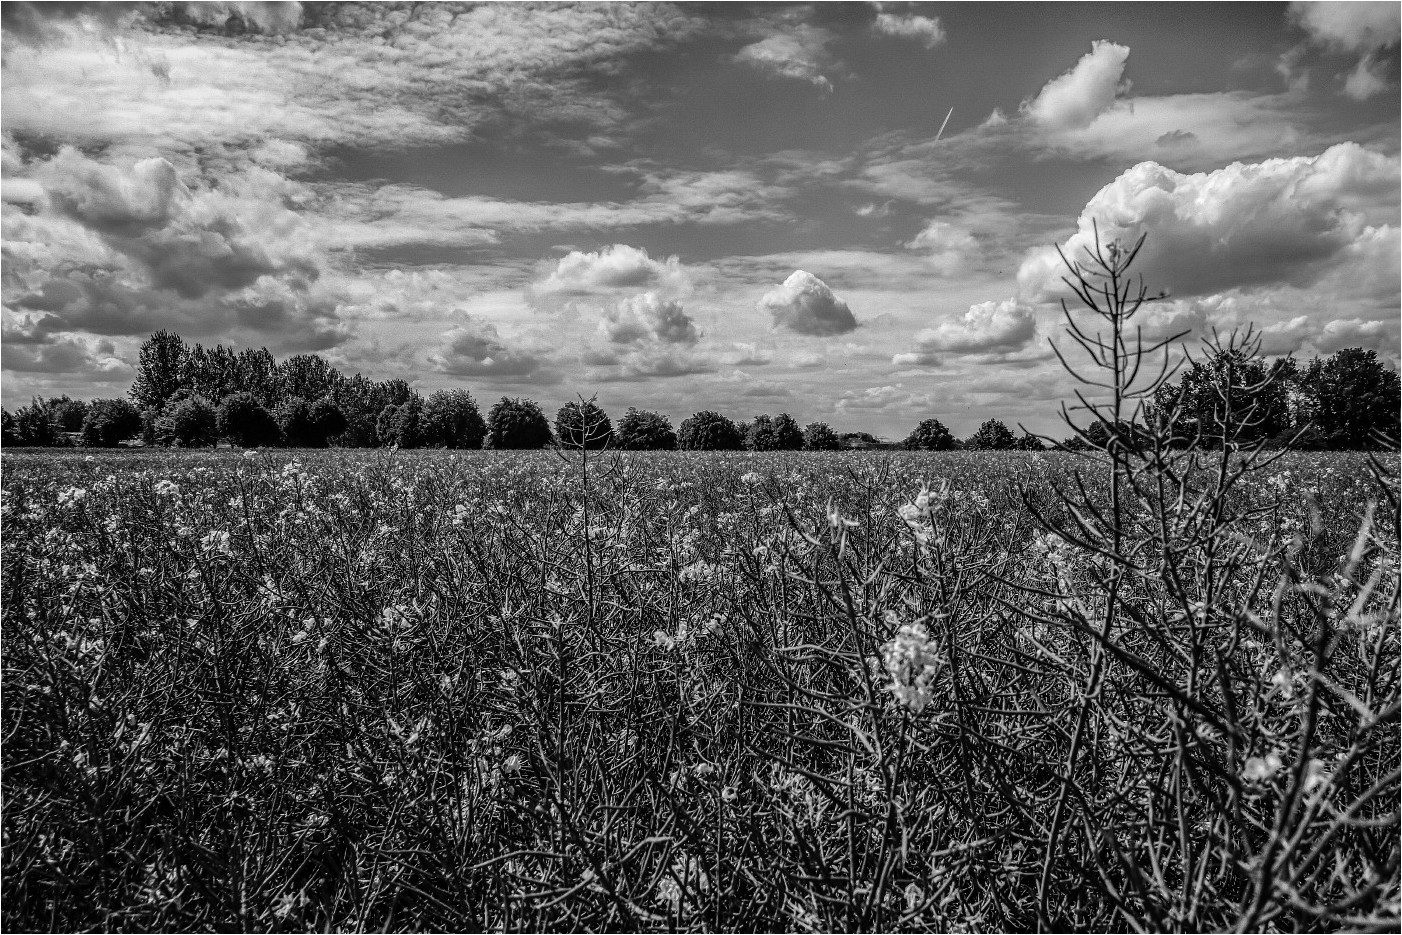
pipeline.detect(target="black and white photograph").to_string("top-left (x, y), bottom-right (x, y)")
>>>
top-left (1, 1), bottom-right (1399, 931)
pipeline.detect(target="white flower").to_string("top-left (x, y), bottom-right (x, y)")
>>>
top-left (153, 480), bottom-right (180, 497)
top-left (740, 472), bottom-right (761, 486)
top-left (879, 621), bottom-right (944, 713)
top-left (1242, 753), bottom-right (1283, 783)
top-left (200, 530), bottom-right (232, 555)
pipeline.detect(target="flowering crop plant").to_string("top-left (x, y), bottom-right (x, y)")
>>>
top-left (3, 243), bottom-right (1398, 933)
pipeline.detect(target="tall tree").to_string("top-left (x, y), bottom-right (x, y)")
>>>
top-left (772, 413), bottom-right (804, 450)
top-left (486, 397), bottom-right (551, 449)
top-left (615, 408), bottom-right (677, 450)
top-left (277, 354), bottom-right (341, 404)
top-left (236, 347), bottom-right (280, 408)
top-left (1302, 348), bottom-right (1401, 449)
top-left (554, 399), bottom-right (613, 450)
top-left (903, 418), bottom-right (956, 451)
top-left (129, 330), bottom-right (189, 411)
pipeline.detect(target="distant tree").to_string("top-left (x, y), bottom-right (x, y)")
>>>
top-left (304, 398), bottom-right (347, 447)
top-left (275, 397), bottom-right (316, 448)
top-left (966, 419), bottom-right (1016, 450)
top-left (1, 410), bottom-right (16, 447)
top-left (772, 412), bottom-right (804, 450)
top-left (217, 393), bottom-right (280, 448)
top-left (157, 396), bottom-right (218, 447)
top-left (555, 399), bottom-right (614, 450)
top-left (902, 418), bottom-right (956, 451)
top-left (1301, 347), bottom-right (1400, 449)
top-left (82, 398), bottom-right (142, 448)
top-left (1013, 432), bottom-right (1046, 451)
top-left (236, 347), bottom-right (280, 408)
top-left (486, 397), bottom-right (552, 449)
top-left (46, 396), bottom-right (89, 433)
top-left (385, 396), bottom-right (425, 448)
top-left (376, 404), bottom-right (401, 447)
top-left (803, 422), bottom-right (842, 450)
top-left (679, 411), bottom-right (744, 451)
top-left (129, 330), bottom-right (189, 411)
top-left (11, 400), bottom-right (58, 447)
top-left (1156, 347), bottom-right (1292, 448)
top-left (746, 414), bottom-right (778, 451)
top-left (615, 408), bottom-right (677, 450)
top-left (421, 389), bottom-right (487, 449)
top-left (182, 343), bottom-right (242, 403)
top-left (277, 353), bottom-right (341, 405)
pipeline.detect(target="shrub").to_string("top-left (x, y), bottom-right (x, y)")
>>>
top-left (157, 396), bottom-right (218, 447)
top-left (421, 389), bottom-right (486, 449)
top-left (486, 397), bottom-right (552, 449)
top-left (803, 421), bottom-right (843, 450)
top-left (307, 398), bottom-right (349, 448)
top-left (555, 400), bottom-right (613, 450)
top-left (903, 417), bottom-right (956, 451)
top-left (965, 418), bottom-right (1015, 450)
top-left (217, 393), bottom-right (280, 448)
top-left (679, 410), bottom-right (743, 450)
top-left (614, 408), bottom-right (677, 450)
top-left (81, 399), bottom-right (142, 448)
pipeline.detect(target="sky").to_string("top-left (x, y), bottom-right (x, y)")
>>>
top-left (2, 1), bottom-right (1399, 438)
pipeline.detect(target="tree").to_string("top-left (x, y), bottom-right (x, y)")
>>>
top-left (803, 422), bottom-right (842, 450)
top-left (421, 389), bottom-right (487, 449)
top-left (235, 347), bottom-right (280, 408)
top-left (385, 396), bottom-right (425, 448)
top-left (966, 419), bottom-right (1016, 450)
top-left (277, 353), bottom-right (341, 405)
top-left (1156, 346), bottom-right (1292, 448)
top-left (10, 400), bottom-right (58, 447)
top-left (615, 408), bottom-right (677, 450)
top-left (679, 411), bottom-right (744, 450)
top-left (130, 330), bottom-right (189, 411)
top-left (555, 399), bottom-right (613, 450)
top-left (772, 413), bottom-right (804, 450)
top-left (306, 398), bottom-right (348, 447)
top-left (486, 397), bottom-right (552, 449)
top-left (746, 414), bottom-right (778, 451)
top-left (157, 396), bottom-right (218, 447)
top-left (1013, 432), bottom-right (1046, 451)
top-left (1, 410), bottom-right (16, 447)
top-left (376, 404), bottom-right (401, 447)
top-left (82, 399), bottom-right (142, 448)
top-left (1301, 348), bottom-right (1400, 449)
top-left (275, 397), bottom-right (316, 447)
top-left (903, 418), bottom-right (956, 451)
top-left (46, 396), bottom-right (89, 433)
top-left (217, 393), bottom-right (280, 447)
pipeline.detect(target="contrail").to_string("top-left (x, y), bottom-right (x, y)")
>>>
top-left (935, 106), bottom-right (953, 141)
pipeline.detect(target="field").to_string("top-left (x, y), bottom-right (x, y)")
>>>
top-left (2, 446), bottom-right (1398, 932)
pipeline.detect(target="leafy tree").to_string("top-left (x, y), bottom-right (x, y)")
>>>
top-left (679, 411), bottom-right (744, 450)
top-left (1156, 347), bottom-right (1292, 448)
top-left (772, 412), bottom-right (804, 450)
top-left (129, 330), bottom-right (189, 411)
top-left (803, 421), bottom-right (843, 450)
top-left (10, 400), bottom-right (58, 447)
top-left (307, 398), bottom-right (349, 448)
top-left (376, 404), bottom-right (401, 447)
top-left (82, 398), bottom-right (142, 448)
top-left (965, 419), bottom-right (1016, 450)
top-left (0, 409), bottom-right (16, 447)
top-left (182, 343), bottom-right (242, 403)
top-left (236, 347), bottom-right (280, 408)
top-left (1301, 348), bottom-right (1400, 450)
top-left (1013, 432), bottom-right (1046, 451)
top-left (277, 353), bottom-right (341, 405)
top-left (275, 397), bottom-right (316, 447)
top-left (486, 397), bottom-right (552, 449)
top-left (902, 418), bottom-right (956, 451)
top-left (385, 396), bottom-right (425, 448)
top-left (421, 389), bottom-right (487, 449)
top-left (157, 396), bottom-right (218, 447)
top-left (615, 408), bottom-right (678, 450)
top-left (555, 399), bottom-right (613, 450)
top-left (746, 414), bottom-right (778, 451)
top-left (217, 393), bottom-right (280, 448)
top-left (46, 396), bottom-right (88, 432)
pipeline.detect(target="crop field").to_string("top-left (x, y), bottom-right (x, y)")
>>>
top-left (2, 446), bottom-right (1398, 932)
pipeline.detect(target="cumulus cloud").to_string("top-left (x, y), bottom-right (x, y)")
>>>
top-left (0, 331), bottom-right (130, 377)
top-left (734, 25), bottom-right (834, 90)
top-left (1018, 143), bottom-right (1401, 301)
top-left (909, 299), bottom-right (1037, 356)
top-left (532, 245), bottom-right (692, 299)
top-left (1288, 1), bottom-right (1400, 99)
top-left (586, 346), bottom-right (714, 383)
top-left (598, 292), bottom-right (700, 345)
top-left (429, 317), bottom-right (554, 381)
top-left (1314, 316), bottom-right (1395, 353)
top-left (872, 13), bottom-right (945, 49)
top-left (1344, 54), bottom-right (1393, 99)
top-left (1022, 40), bottom-right (1132, 130)
top-left (759, 270), bottom-right (859, 336)
top-left (835, 384), bottom-right (933, 413)
top-left (906, 221), bottom-right (979, 276)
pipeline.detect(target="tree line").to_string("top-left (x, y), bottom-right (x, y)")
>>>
top-left (1, 330), bottom-right (1397, 450)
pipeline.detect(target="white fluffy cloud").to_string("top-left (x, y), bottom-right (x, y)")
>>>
top-left (532, 245), bottom-right (692, 299)
top-left (1021, 41), bottom-right (1131, 130)
top-left (429, 318), bottom-right (554, 381)
top-left (1018, 142), bottom-right (1401, 301)
top-left (759, 271), bottom-right (859, 336)
top-left (872, 13), bottom-right (945, 49)
top-left (908, 299), bottom-right (1037, 357)
top-left (1314, 316), bottom-right (1396, 353)
top-left (1289, 2), bottom-right (1400, 99)
top-left (598, 292), bottom-right (700, 346)
top-left (734, 26), bottom-right (834, 90)
top-left (906, 221), bottom-right (979, 276)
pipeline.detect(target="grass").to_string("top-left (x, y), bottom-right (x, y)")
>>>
top-left (2, 446), bottom-right (1398, 932)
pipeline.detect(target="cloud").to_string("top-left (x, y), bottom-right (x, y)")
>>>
top-left (586, 346), bottom-right (715, 382)
top-left (429, 317), bottom-right (554, 381)
top-left (910, 298), bottom-right (1037, 355)
top-left (1344, 54), bottom-right (1393, 99)
top-left (1018, 143), bottom-right (1401, 301)
top-left (532, 244), bottom-right (692, 299)
top-left (835, 384), bottom-right (932, 413)
top-left (1021, 41), bottom-right (1131, 130)
top-left (1314, 316), bottom-right (1396, 354)
top-left (906, 221), bottom-right (979, 276)
top-left (734, 25), bottom-right (834, 90)
top-left (598, 292), bottom-right (700, 345)
top-left (759, 271), bottom-right (859, 336)
top-left (1288, 1), bottom-right (1400, 99)
top-left (0, 331), bottom-right (130, 377)
top-left (872, 13), bottom-right (945, 49)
